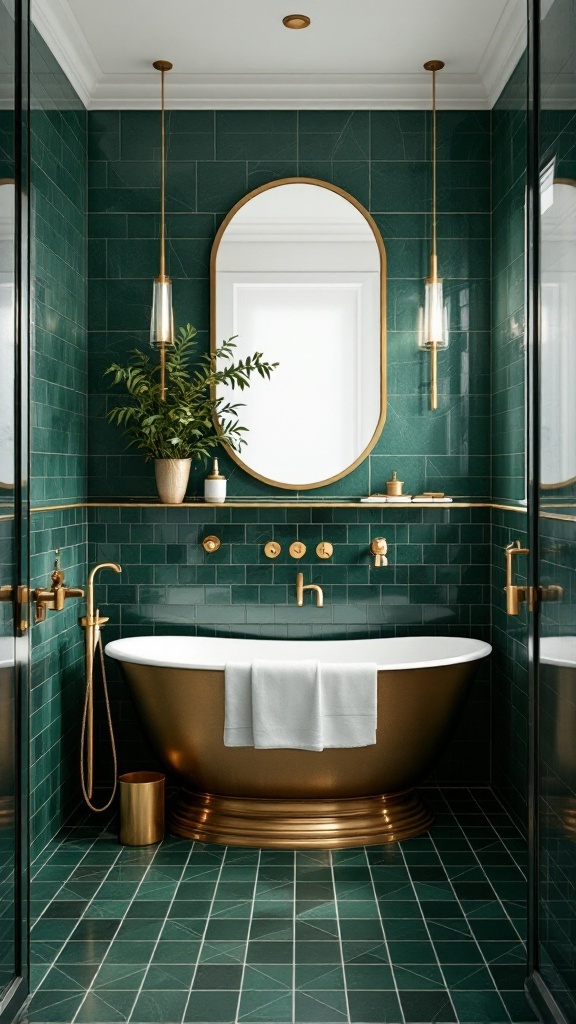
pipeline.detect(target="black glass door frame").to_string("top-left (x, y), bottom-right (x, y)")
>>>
top-left (525, 0), bottom-right (575, 1020)
top-left (0, 0), bottom-right (30, 1021)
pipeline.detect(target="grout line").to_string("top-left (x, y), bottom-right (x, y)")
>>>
top-left (234, 848), bottom-right (261, 1024)
top-left (363, 846), bottom-right (406, 1024)
top-left (124, 839), bottom-right (196, 1023)
top-left (70, 834), bottom-right (167, 1023)
top-left (427, 788), bottom-right (518, 1024)
top-left (30, 829), bottom-right (116, 991)
top-left (329, 850), bottom-right (352, 1024)
top-left (181, 845), bottom-right (229, 1024)
top-left (292, 851), bottom-right (296, 1024)
top-left (396, 839), bottom-right (460, 1024)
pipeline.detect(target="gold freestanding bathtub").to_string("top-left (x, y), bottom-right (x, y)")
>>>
top-left (106, 635), bottom-right (491, 849)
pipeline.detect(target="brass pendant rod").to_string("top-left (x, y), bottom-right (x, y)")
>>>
top-left (431, 66), bottom-right (437, 275)
top-left (159, 65), bottom-right (166, 280)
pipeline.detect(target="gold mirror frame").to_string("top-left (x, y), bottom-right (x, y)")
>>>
top-left (540, 177), bottom-right (576, 491)
top-left (210, 177), bottom-right (387, 491)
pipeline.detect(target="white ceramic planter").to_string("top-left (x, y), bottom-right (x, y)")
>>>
top-left (154, 459), bottom-right (191, 504)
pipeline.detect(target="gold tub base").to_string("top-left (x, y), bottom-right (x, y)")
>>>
top-left (168, 788), bottom-right (434, 849)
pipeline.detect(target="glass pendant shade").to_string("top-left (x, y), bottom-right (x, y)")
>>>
top-left (150, 276), bottom-right (174, 349)
top-left (419, 278), bottom-right (448, 349)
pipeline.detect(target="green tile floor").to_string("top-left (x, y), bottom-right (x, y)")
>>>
top-left (23, 790), bottom-right (538, 1024)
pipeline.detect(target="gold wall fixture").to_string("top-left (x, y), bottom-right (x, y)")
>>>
top-left (370, 538), bottom-right (388, 567)
top-left (504, 541), bottom-right (531, 615)
top-left (316, 541), bottom-right (333, 559)
top-left (289, 541), bottom-right (306, 559)
top-left (202, 535), bottom-right (221, 553)
top-left (295, 572), bottom-right (323, 607)
top-left (419, 60), bottom-right (448, 411)
top-left (150, 59), bottom-right (174, 401)
top-left (264, 541), bottom-right (281, 559)
top-left (504, 541), bottom-right (564, 614)
top-left (33, 550), bottom-right (84, 623)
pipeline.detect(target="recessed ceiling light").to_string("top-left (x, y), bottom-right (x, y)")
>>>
top-left (282, 13), bottom-right (311, 29)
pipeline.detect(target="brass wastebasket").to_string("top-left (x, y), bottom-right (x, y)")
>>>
top-left (119, 771), bottom-right (165, 846)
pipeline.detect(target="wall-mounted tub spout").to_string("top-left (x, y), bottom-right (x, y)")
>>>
top-left (79, 562), bottom-right (122, 812)
top-left (370, 538), bottom-right (388, 567)
top-left (296, 572), bottom-right (323, 608)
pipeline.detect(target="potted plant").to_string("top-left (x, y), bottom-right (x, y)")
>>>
top-left (104, 323), bottom-right (277, 503)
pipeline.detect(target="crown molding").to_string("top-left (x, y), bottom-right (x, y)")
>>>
top-left (480, 0), bottom-right (527, 107)
top-left (30, 0), bottom-right (527, 111)
top-left (88, 73), bottom-right (490, 110)
top-left (31, 0), bottom-right (100, 107)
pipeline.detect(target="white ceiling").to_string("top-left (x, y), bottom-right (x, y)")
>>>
top-left (32, 0), bottom-right (527, 110)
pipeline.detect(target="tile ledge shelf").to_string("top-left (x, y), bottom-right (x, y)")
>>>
top-left (28, 499), bottom-right (530, 512)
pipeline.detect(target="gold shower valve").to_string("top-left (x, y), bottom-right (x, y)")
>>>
top-left (289, 541), bottom-right (306, 559)
top-left (264, 541), bottom-right (281, 559)
top-left (316, 541), bottom-right (333, 559)
top-left (202, 535), bottom-right (221, 553)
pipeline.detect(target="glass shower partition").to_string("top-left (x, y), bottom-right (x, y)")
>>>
top-left (0, 0), bottom-right (29, 1021)
top-left (527, 0), bottom-right (576, 1021)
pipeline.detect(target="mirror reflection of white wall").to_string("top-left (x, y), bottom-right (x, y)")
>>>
top-left (214, 182), bottom-right (383, 488)
top-left (541, 180), bottom-right (576, 488)
top-left (0, 182), bottom-right (14, 490)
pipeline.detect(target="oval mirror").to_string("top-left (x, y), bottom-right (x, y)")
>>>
top-left (211, 179), bottom-right (386, 490)
top-left (541, 178), bottom-right (576, 489)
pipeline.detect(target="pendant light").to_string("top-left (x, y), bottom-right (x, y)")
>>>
top-left (419, 59), bottom-right (448, 411)
top-left (150, 59), bottom-right (174, 400)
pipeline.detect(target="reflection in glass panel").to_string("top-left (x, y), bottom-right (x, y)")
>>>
top-left (0, 0), bottom-right (16, 1002)
top-left (538, 1), bottom-right (576, 1019)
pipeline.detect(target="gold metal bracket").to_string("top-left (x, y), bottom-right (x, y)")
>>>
top-left (0, 584), bottom-right (30, 632)
top-left (202, 535), bottom-right (221, 553)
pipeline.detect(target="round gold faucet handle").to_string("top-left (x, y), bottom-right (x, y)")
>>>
top-left (316, 542), bottom-right (333, 559)
top-left (289, 542), bottom-right (306, 560)
top-left (264, 541), bottom-right (281, 559)
top-left (202, 535), bottom-right (221, 553)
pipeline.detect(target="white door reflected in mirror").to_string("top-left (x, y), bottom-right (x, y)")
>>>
top-left (541, 179), bottom-right (576, 489)
top-left (212, 179), bottom-right (386, 490)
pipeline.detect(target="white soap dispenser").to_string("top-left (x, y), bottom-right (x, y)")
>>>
top-left (204, 458), bottom-right (227, 504)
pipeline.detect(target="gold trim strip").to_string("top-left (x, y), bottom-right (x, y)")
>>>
top-left (30, 500), bottom-right (528, 512)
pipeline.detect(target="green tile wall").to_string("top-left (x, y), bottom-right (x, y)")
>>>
top-left (491, 56), bottom-right (527, 508)
top-left (87, 109), bottom-right (491, 502)
top-left (88, 504), bottom-right (492, 786)
top-left (29, 26), bottom-right (88, 859)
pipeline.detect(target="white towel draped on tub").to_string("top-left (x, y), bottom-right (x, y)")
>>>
top-left (224, 659), bottom-right (377, 750)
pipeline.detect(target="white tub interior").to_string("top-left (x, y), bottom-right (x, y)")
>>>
top-left (106, 634), bottom-right (492, 672)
